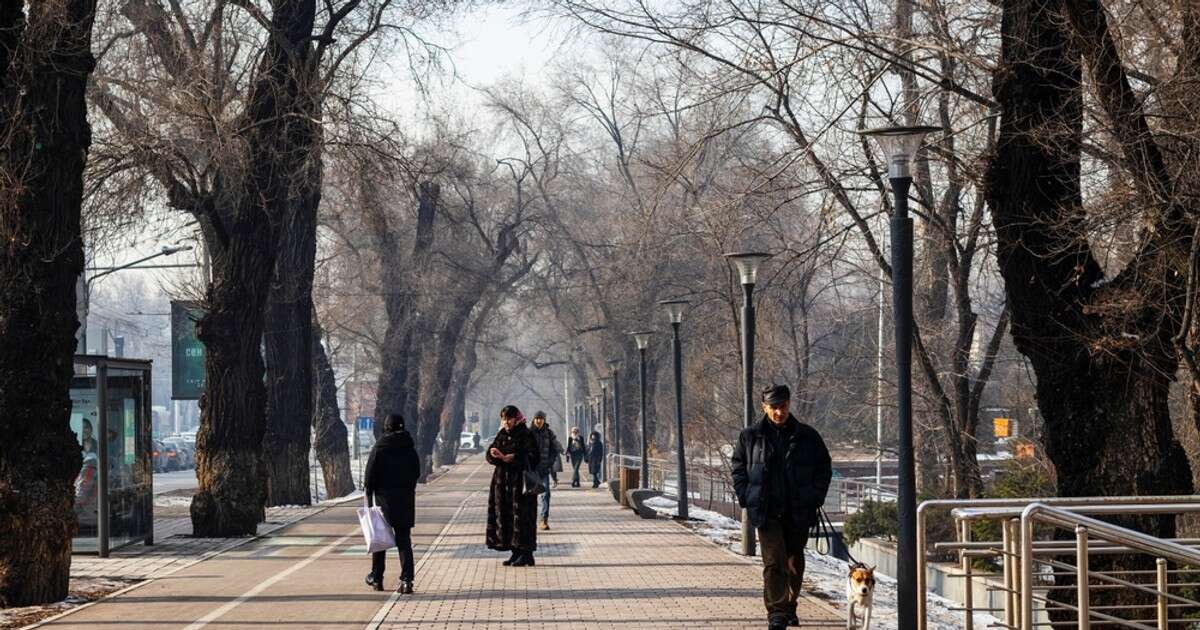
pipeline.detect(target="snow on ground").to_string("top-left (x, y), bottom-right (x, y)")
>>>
top-left (645, 496), bottom-right (998, 630)
top-left (0, 578), bottom-right (134, 629)
top-left (153, 494), bottom-right (194, 509)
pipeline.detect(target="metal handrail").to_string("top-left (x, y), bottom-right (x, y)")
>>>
top-left (1019, 503), bottom-right (1200, 630)
top-left (916, 495), bottom-right (1200, 630)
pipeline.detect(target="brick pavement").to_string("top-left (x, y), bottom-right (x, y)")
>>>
top-left (375, 473), bottom-right (843, 630)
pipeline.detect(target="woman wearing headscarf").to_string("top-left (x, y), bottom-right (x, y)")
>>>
top-left (485, 405), bottom-right (540, 566)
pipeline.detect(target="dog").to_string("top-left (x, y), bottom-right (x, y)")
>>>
top-left (846, 563), bottom-right (876, 630)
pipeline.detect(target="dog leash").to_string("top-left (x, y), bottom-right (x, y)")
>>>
top-left (808, 506), bottom-right (867, 568)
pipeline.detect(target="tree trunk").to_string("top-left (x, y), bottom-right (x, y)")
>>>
top-left (414, 314), bottom-right (472, 477)
top-left (191, 0), bottom-right (319, 537)
top-left (263, 157), bottom-right (322, 507)
top-left (312, 323), bottom-right (355, 499)
top-left (0, 0), bottom-right (98, 607)
top-left (367, 180), bottom-right (438, 438)
top-left (989, 0), bottom-right (1191, 503)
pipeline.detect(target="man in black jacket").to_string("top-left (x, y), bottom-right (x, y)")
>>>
top-left (731, 384), bottom-right (833, 630)
top-left (364, 414), bottom-right (421, 594)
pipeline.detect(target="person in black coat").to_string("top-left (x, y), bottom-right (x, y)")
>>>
top-left (731, 384), bottom-right (833, 630)
top-left (486, 405), bottom-right (540, 567)
top-left (586, 428), bottom-right (605, 488)
top-left (566, 427), bottom-right (587, 487)
top-left (364, 414), bottom-right (421, 594)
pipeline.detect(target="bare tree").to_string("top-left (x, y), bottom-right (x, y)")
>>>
top-left (0, 0), bottom-right (100, 606)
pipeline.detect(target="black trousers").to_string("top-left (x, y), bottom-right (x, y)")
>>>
top-left (757, 517), bottom-right (809, 620)
top-left (570, 457), bottom-right (583, 486)
top-left (371, 526), bottom-right (414, 582)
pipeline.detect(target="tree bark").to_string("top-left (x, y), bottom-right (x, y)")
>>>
top-left (988, 0), bottom-right (1191, 502)
top-left (0, 0), bottom-right (98, 607)
top-left (312, 323), bottom-right (354, 499)
top-left (263, 151), bottom-right (322, 507)
top-left (367, 179), bottom-right (438, 439)
top-left (191, 0), bottom-right (320, 536)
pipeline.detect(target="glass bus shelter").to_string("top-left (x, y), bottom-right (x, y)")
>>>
top-left (71, 355), bottom-right (154, 557)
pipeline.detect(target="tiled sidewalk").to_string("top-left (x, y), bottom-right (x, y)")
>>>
top-left (376, 481), bottom-right (843, 630)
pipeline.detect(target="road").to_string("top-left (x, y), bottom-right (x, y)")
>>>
top-left (153, 469), bottom-right (199, 495)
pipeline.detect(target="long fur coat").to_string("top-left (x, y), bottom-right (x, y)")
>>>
top-left (485, 421), bottom-right (540, 551)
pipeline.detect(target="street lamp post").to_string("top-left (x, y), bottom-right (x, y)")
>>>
top-left (631, 331), bottom-right (655, 489)
top-left (599, 381), bottom-right (609, 480)
top-left (725, 252), bottom-right (772, 556)
top-left (79, 244), bottom-right (195, 354)
top-left (860, 124), bottom-right (940, 630)
top-left (660, 299), bottom-right (689, 519)
top-left (607, 359), bottom-right (623, 464)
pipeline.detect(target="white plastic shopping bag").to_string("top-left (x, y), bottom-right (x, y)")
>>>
top-left (357, 497), bottom-right (396, 554)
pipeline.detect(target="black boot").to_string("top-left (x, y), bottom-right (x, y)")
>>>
top-left (512, 551), bottom-right (535, 567)
top-left (502, 550), bottom-right (520, 566)
top-left (365, 573), bottom-right (382, 592)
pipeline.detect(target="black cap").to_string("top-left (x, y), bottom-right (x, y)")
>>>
top-left (761, 384), bottom-right (791, 405)
top-left (533, 410), bottom-right (547, 420)
top-left (385, 414), bottom-right (405, 432)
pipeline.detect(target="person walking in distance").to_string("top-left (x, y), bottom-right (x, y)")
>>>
top-left (364, 414), bottom-right (421, 594)
top-left (566, 427), bottom-right (587, 487)
top-left (529, 411), bottom-right (563, 530)
top-left (586, 426), bottom-right (605, 489)
top-left (731, 385), bottom-right (832, 630)
top-left (486, 405), bottom-right (540, 566)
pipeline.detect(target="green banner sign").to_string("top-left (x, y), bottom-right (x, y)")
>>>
top-left (171, 301), bottom-right (206, 400)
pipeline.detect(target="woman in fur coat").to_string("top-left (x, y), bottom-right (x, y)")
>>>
top-left (485, 405), bottom-right (540, 566)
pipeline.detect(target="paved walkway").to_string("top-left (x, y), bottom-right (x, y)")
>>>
top-left (34, 455), bottom-right (841, 630)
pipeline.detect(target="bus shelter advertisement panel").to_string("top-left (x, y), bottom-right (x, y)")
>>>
top-left (171, 301), bottom-right (205, 400)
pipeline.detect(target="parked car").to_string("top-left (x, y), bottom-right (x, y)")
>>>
top-left (151, 439), bottom-right (170, 473)
top-left (459, 431), bottom-right (482, 451)
top-left (159, 442), bottom-right (183, 471)
top-left (163, 438), bottom-right (195, 469)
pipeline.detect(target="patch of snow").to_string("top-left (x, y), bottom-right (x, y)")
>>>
top-left (647, 499), bottom-right (999, 630)
top-left (153, 495), bottom-right (193, 508)
top-left (0, 578), bottom-right (134, 628)
top-left (319, 490), bottom-right (364, 506)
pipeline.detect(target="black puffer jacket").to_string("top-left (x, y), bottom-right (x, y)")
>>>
top-left (364, 430), bottom-right (421, 528)
top-left (530, 423), bottom-right (563, 474)
top-left (730, 415), bottom-right (832, 529)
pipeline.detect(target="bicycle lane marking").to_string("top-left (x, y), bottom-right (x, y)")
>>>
top-left (180, 527), bottom-right (359, 630)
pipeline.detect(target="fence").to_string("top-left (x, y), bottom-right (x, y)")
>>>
top-left (604, 453), bottom-right (897, 521)
top-left (918, 496), bottom-right (1200, 630)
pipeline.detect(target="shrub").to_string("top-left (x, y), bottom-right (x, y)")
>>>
top-left (844, 499), bottom-right (898, 545)
top-left (972, 459), bottom-right (1055, 544)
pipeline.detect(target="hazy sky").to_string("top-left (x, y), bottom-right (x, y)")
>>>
top-left (95, 3), bottom-right (568, 289)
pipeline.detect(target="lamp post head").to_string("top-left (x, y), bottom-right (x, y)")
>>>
top-left (659, 299), bottom-right (690, 325)
top-left (630, 331), bottom-right (654, 351)
top-left (859, 124), bottom-right (941, 180)
top-left (161, 244), bottom-right (195, 256)
top-left (723, 252), bottom-right (773, 286)
top-left (607, 358), bottom-right (623, 372)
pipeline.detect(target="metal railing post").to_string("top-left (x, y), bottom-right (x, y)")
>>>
top-left (1002, 519), bottom-right (1014, 628)
top-left (1156, 557), bottom-right (1168, 630)
top-left (1020, 517), bottom-right (1034, 630)
top-left (1076, 525), bottom-right (1089, 630)
top-left (960, 519), bottom-right (974, 630)
top-left (917, 506), bottom-right (928, 630)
